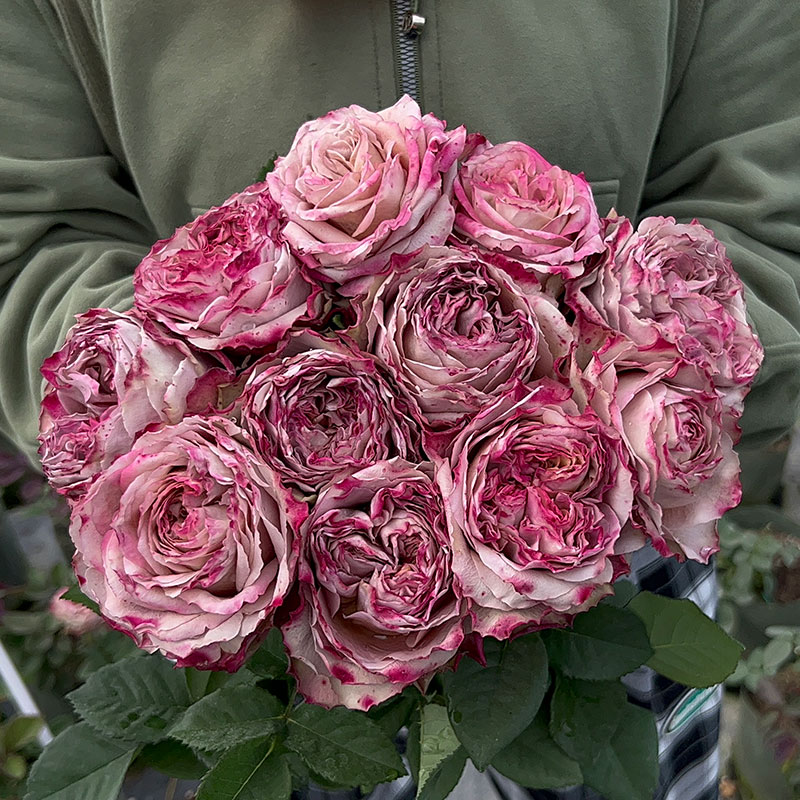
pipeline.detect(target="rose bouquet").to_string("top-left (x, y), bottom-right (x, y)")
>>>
top-left (28, 97), bottom-right (758, 800)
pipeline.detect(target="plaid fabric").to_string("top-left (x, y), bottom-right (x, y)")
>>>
top-left (293, 546), bottom-right (721, 800)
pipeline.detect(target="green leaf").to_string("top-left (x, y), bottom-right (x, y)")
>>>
top-left (417, 747), bottom-right (468, 800)
top-left (629, 591), bottom-right (743, 687)
top-left (3, 753), bottom-right (28, 781)
top-left (491, 715), bottom-right (582, 789)
top-left (441, 633), bottom-right (549, 769)
top-left (286, 704), bottom-right (404, 787)
top-left (197, 738), bottom-right (291, 800)
top-left (58, 586), bottom-right (100, 616)
top-left (185, 668), bottom-right (213, 702)
top-left (550, 676), bottom-right (658, 800)
top-left (169, 685), bottom-right (285, 752)
top-left (3, 716), bottom-right (44, 751)
top-left (24, 722), bottom-right (136, 800)
top-left (602, 579), bottom-right (638, 608)
top-left (136, 739), bottom-right (207, 780)
top-left (367, 689), bottom-right (418, 739)
top-left (255, 152), bottom-right (280, 183)
top-left (68, 654), bottom-right (193, 744)
top-left (245, 628), bottom-right (289, 680)
top-left (418, 703), bottom-right (460, 794)
top-left (543, 604), bottom-right (653, 680)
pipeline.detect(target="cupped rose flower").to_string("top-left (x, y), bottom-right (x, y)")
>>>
top-left (71, 416), bottom-right (304, 669)
top-left (38, 310), bottom-right (212, 500)
top-left (574, 334), bottom-right (741, 562)
top-left (134, 184), bottom-right (324, 352)
top-left (453, 137), bottom-right (603, 278)
top-left (365, 245), bottom-right (573, 450)
top-left (568, 215), bottom-right (763, 412)
top-left (437, 381), bottom-right (638, 639)
top-left (49, 587), bottom-right (102, 636)
top-left (240, 339), bottom-right (424, 494)
top-left (267, 96), bottom-right (466, 287)
top-left (282, 460), bottom-right (465, 710)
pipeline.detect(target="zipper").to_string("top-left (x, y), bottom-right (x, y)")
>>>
top-left (390, 0), bottom-right (425, 104)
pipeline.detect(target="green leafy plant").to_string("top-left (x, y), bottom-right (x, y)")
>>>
top-left (21, 585), bottom-right (742, 800)
top-left (0, 710), bottom-right (43, 800)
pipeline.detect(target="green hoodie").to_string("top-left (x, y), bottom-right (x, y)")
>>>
top-left (2, 0), bottom-right (800, 487)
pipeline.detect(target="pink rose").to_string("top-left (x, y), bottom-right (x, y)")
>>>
top-left (39, 310), bottom-right (211, 500)
top-left (574, 335), bottom-right (741, 562)
top-left (569, 215), bottom-right (763, 413)
top-left (240, 339), bottom-right (424, 494)
top-left (365, 245), bottom-right (572, 450)
top-left (453, 137), bottom-right (603, 278)
top-left (71, 417), bottom-right (304, 669)
top-left (437, 381), bottom-right (638, 639)
top-left (282, 460), bottom-right (465, 710)
top-left (49, 587), bottom-right (102, 636)
top-left (267, 96), bottom-right (466, 287)
top-left (133, 184), bottom-right (324, 352)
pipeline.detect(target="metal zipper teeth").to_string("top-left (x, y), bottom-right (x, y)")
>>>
top-left (391, 0), bottom-right (423, 103)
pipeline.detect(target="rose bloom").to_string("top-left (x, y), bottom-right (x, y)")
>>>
top-left (282, 460), bottom-right (465, 710)
top-left (437, 381), bottom-right (638, 639)
top-left (365, 245), bottom-right (572, 450)
top-left (134, 183), bottom-right (324, 352)
top-left (71, 417), bottom-right (304, 669)
top-left (568, 215), bottom-right (763, 413)
top-left (38, 310), bottom-right (211, 500)
top-left (49, 587), bottom-right (102, 636)
top-left (574, 334), bottom-right (741, 562)
top-left (240, 340), bottom-right (423, 495)
top-left (267, 96), bottom-right (466, 287)
top-left (453, 137), bottom-right (603, 278)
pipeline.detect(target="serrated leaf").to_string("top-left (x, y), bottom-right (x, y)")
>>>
top-left (629, 592), bottom-right (743, 687)
top-left (58, 586), bottom-right (100, 616)
top-left (543, 604), bottom-right (653, 680)
top-left (492, 715), bottom-right (582, 789)
top-left (24, 722), bottom-right (136, 800)
top-left (367, 689), bottom-right (418, 738)
top-left (136, 739), bottom-right (207, 780)
top-left (170, 686), bottom-right (285, 752)
top-left (245, 628), bottom-right (289, 680)
top-left (550, 676), bottom-right (657, 800)
top-left (286, 704), bottom-right (404, 787)
top-left (418, 704), bottom-right (460, 794)
top-left (417, 747), bottom-right (467, 800)
top-left (255, 152), bottom-right (280, 183)
top-left (68, 654), bottom-right (192, 744)
top-left (197, 738), bottom-right (290, 800)
top-left (442, 633), bottom-right (548, 769)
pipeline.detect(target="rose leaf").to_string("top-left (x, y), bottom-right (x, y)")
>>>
top-left (629, 591), bottom-right (743, 686)
top-left (285, 704), bottom-right (405, 788)
top-left (244, 628), bottom-right (290, 680)
top-left (441, 633), bottom-right (549, 770)
top-left (67, 654), bottom-right (193, 744)
top-left (169, 685), bottom-right (285, 752)
top-left (24, 722), bottom-right (136, 800)
top-left (196, 737), bottom-right (291, 800)
top-left (543, 604), bottom-right (653, 680)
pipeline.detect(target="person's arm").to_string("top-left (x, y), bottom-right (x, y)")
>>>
top-left (639, 0), bottom-right (800, 450)
top-left (0, 0), bottom-right (157, 464)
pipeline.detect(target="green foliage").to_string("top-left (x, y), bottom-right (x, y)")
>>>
top-left (58, 586), bottom-right (100, 616)
top-left (23, 722), bottom-right (136, 800)
top-left (366, 688), bottom-right (418, 739)
top-left (255, 152), bottom-right (280, 182)
top-left (197, 738), bottom-right (291, 800)
top-left (491, 715), bottom-right (582, 789)
top-left (550, 676), bottom-right (658, 800)
top-left (68, 654), bottom-right (193, 743)
top-left (285, 704), bottom-right (405, 788)
top-left (244, 628), bottom-right (289, 680)
top-left (416, 748), bottom-right (467, 800)
top-left (170, 685), bottom-right (285, 752)
top-left (727, 625), bottom-right (800, 691)
top-left (415, 703), bottom-right (461, 794)
top-left (442, 633), bottom-right (549, 770)
top-left (543, 604), bottom-right (653, 680)
top-left (135, 739), bottom-right (207, 780)
top-left (630, 591), bottom-right (743, 686)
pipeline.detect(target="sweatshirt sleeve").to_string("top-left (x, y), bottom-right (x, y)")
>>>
top-left (639, 0), bottom-right (800, 451)
top-left (0, 0), bottom-right (157, 465)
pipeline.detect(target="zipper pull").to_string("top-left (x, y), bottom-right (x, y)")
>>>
top-left (402, 0), bottom-right (426, 37)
